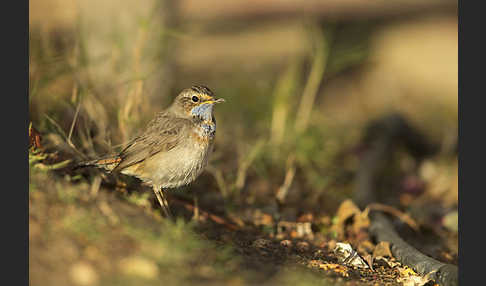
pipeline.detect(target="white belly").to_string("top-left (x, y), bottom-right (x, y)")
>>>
top-left (141, 139), bottom-right (213, 188)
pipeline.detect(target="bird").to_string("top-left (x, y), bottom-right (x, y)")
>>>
top-left (78, 85), bottom-right (224, 218)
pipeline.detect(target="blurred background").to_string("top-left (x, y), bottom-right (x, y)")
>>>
top-left (29, 0), bottom-right (457, 285)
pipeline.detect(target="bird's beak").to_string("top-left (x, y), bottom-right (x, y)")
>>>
top-left (204, 98), bottom-right (225, 104)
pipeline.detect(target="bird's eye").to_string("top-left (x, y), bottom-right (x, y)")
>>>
top-left (192, 96), bottom-right (199, 102)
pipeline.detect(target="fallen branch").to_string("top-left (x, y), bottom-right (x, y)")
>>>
top-left (354, 113), bottom-right (456, 286)
top-left (369, 212), bottom-right (457, 286)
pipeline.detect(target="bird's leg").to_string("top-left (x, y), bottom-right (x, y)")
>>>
top-left (152, 185), bottom-right (173, 219)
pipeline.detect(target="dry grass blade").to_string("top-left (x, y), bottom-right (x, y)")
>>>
top-left (275, 154), bottom-right (297, 203)
top-left (206, 165), bottom-right (229, 198)
top-left (67, 101), bottom-right (81, 148)
top-left (98, 200), bottom-right (120, 225)
top-left (234, 139), bottom-right (266, 191)
top-left (270, 60), bottom-right (301, 145)
top-left (44, 112), bottom-right (88, 160)
top-left (90, 175), bottom-right (102, 198)
top-left (294, 25), bottom-right (332, 134)
top-left (44, 114), bottom-right (68, 139)
top-left (32, 159), bottom-right (72, 171)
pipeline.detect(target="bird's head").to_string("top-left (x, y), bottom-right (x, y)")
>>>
top-left (170, 85), bottom-right (224, 121)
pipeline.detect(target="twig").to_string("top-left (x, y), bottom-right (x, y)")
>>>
top-left (171, 197), bottom-right (239, 231)
top-left (192, 196), bottom-right (199, 221)
top-left (365, 203), bottom-right (419, 232)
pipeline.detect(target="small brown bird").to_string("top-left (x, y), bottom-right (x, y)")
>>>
top-left (79, 85), bottom-right (224, 217)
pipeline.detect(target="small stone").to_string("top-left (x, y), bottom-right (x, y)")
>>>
top-left (280, 240), bottom-right (292, 248)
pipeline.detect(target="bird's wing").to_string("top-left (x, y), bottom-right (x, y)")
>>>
top-left (112, 113), bottom-right (190, 172)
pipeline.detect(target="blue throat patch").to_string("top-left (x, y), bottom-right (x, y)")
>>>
top-left (191, 103), bottom-right (216, 137)
top-left (191, 103), bottom-right (214, 122)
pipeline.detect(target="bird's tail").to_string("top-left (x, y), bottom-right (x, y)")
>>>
top-left (74, 156), bottom-right (121, 172)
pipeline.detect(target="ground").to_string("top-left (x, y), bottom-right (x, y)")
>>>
top-left (29, 1), bottom-right (457, 284)
top-left (29, 144), bottom-right (455, 285)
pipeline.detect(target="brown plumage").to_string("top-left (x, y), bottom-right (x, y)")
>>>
top-left (79, 85), bottom-right (224, 217)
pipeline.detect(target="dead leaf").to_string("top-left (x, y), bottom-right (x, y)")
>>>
top-left (331, 199), bottom-right (362, 239)
top-left (333, 242), bottom-right (369, 269)
top-left (336, 199), bottom-right (361, 223)
top-left (398, 266), bottom-right (417, 276)
top-left (373, 241), bottom-right (393, 259)
top-left (317, 263), bottom-right (349, 277)
top-left (351, 209), bottom-right (370, 235)
top-left (297, 213), bottom-right (314, 222)
top-left (363, 254), bottom-right (374, 271)
top-left (253, 209), bottom-right (274, 226)
top-left (29, 122), bottom-right (42, 149)
top-left (374, 256), bottom-right (400, 268)
top-left (327, 240), bottom-right (337, 252)
top-left (397, 266), bottom-right (431, 286)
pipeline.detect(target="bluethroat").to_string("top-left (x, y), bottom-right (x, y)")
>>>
top-left (79, 85), bottom-right (224, 218)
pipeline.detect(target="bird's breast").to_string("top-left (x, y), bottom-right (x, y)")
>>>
top-left (191, 121), bottom-right (216, 142)
top-left (134, 119), bottom-right (217, 188)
